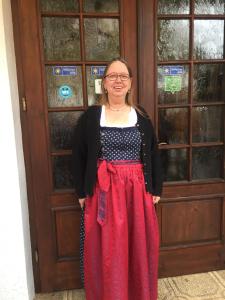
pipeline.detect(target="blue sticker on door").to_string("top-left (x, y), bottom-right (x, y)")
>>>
top-left (58, 85), bottom-right (73, 99)
top-left (163, 66), bottom-right (184, 75)
top-left (91, 66), bottom-right (106, 76)
top-left (53, 66), bottom-right (77, 76)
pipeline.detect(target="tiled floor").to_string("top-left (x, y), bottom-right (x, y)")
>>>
top-left (35, 270), bottom-right (225, 300)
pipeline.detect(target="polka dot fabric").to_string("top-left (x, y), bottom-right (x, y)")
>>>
top-left (99, 126), bottom-right (141, 161)
top-left (80, 207), bottom-right (85, 286)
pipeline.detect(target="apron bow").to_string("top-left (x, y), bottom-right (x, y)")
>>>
top-left (97, 160), bottom-right (116, 225)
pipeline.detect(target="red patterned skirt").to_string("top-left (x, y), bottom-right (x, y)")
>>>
top-left (84, 160), bottom-right (159, 300)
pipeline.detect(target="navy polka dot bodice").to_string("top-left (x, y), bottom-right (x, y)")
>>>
top-left (99, 126), bottom-right (141, 161)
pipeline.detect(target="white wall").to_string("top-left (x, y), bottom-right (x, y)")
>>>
top-left (0, 0), bottom-right (35, 299)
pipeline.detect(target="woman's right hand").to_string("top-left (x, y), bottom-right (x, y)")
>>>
top-left (79, 198), bottom-right (86, 209)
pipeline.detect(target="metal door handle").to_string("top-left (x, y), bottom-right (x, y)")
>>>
top-left (158, 142), bottom-right (168, 146)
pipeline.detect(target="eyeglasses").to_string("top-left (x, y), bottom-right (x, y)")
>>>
top-left (104, 73), bottom-right (130, 81)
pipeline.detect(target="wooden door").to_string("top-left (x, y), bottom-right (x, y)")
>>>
top-left (138, 0), bottom-right (225, 278)
top-left (11, 0), bottom-right (137, 292)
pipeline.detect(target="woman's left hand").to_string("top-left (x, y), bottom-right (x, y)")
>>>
top-left (153, 196), bottom-right (160, 204)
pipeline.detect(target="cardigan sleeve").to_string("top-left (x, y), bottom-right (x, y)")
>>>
top-left (149, 119), bottom-right (163, 196)
top-left (137, 105), bottom-right (163, 195)
top-left (72, 112), bottom-right (87, 198)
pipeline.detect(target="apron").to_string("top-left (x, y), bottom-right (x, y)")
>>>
top-left (83, 159), bottom-right (159, 300)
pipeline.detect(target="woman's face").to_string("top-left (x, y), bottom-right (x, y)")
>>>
top-left (103, 61), bottom-right (132, 101)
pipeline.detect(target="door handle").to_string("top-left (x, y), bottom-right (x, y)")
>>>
top-left (158, 142), bottom-right (168, 146)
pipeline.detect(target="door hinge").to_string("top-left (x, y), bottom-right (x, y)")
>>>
top-left (21, 97), bottom-right (27, 112)
top-left (35, 249), bottom-right (39, 263)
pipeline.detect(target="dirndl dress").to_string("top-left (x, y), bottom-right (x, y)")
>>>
top-left (80, 125), bottom-right (159, 300)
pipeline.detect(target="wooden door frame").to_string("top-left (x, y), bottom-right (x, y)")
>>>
top-left (138, 0), bottom-right (225, 277)
top-left (10, 0), bottom-right (77, 291)
top-left (11, 0), bottom-right (42, 291)
top-left (11, 0), bottom-right (138, 292)
top-left (11, 0), bottom-right (225, 290)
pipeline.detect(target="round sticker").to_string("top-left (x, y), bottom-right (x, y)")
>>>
top-left (58, 85), bottom-right (73, 99)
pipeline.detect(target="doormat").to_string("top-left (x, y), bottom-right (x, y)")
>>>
top-left (35, 270), bottom-right (225, 300)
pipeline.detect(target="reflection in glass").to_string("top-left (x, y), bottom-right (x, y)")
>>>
top-left (158, 20), bottom-right (189, 61)
top-left (49, 111), bottom-right (83, 150)
top-left (83, 0), bottom-right (119, 12)
top-left (42, 17), bottom-right (80, 61)
top-left (193, 64), bottom-right (225, 102)
top-left (192, 106), bottom-right (223, 143)
top-left (53, 156), bottom-right (73, 189)
top-left (158, 65), bottom-right (189, 104)
top-left (195, 0), bottom-right (225, 14)
top-left (84, 18), bottom-right (119, 61)
top-left (159, 108), bottom-right (188, 144)
top-left (194, 20), bottom-right (224, 59)
top-left (40, 0), bottom-right (78, 12)
top-left (45, 66), bottom-right (83, 107)
top-left (158, 0), bottom-right (190, 14)
top-left (161, 148), bottom-right (188, 181)
top-left (192, 147), bottom-right (223, 179)
top-left (86, 66), bottom-right (106, 105)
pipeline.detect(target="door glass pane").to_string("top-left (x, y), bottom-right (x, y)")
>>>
top-left (159, 108), bottom-right (189, 144)
top-left (49, 111), bottom-right (83, 150)
top-left (84, 18), bottom-right (120, 61)
top-left (193, 64), bottom-right (225, 103)
top-left (158, 65), bottom-right (189, 104)
top-left (192, 147), bottom-right (223, 179)
top-left (83, 0), bottom-right (119, 12)
top-left (194, 20), bottom-right (224, 59)
top-left (195, 0), bottom-right (225, 14)
top-left (42, 17), bottom-right (80, 61)
top-left (45, 66), bottom-right (83, 107)
top-left (86, 65), bottom-right (106, 106)
top-left (158, 0), bottom-right (190, 14)
top-left (192, 106), bottom-right (223, 143)
top-left (161, 149), bottom-right (188, 181)
top-left (40, 0), bottom-right (79, 12)
top-left (158, 20), bottom-right (189, 60)
top-left (53, 156), bottom-right (73, 189)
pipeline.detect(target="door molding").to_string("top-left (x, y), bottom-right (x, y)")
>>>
top-left (138, 0), bottom-right (157, 123)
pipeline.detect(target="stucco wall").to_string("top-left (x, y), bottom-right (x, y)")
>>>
top-left (0, 0), bottom-right (34, 299)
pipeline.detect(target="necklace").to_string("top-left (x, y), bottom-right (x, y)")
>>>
top-left (108, 104), bottom-right (127, 111)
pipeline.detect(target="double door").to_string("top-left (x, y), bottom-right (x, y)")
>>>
top-left (12, 0), bottom-right (225, 292)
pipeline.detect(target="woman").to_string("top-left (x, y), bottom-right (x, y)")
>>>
top-left (72, 57), bottom-right (163, 300)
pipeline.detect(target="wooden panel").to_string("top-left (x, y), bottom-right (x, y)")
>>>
top-left (53, 208), bottom-right (80, 260)
top-left (50, 193), bottom-right (77, 207)
top-left (157, 196), bottom-right (225, 277)
top-left (163, 181), bottom-right (225, 199)
top-left (159, 243), bottom-right (225, 278)
top-left (161, 198), bottom-right (222, 246)
top-left (53, 260), bottom-right (81, 290)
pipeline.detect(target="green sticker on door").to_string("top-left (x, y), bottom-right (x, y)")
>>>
top-left (164, 76), bottom-right (182, 94)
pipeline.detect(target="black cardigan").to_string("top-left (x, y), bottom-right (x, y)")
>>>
top-left (72, 105), bottom-right (163, 198)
